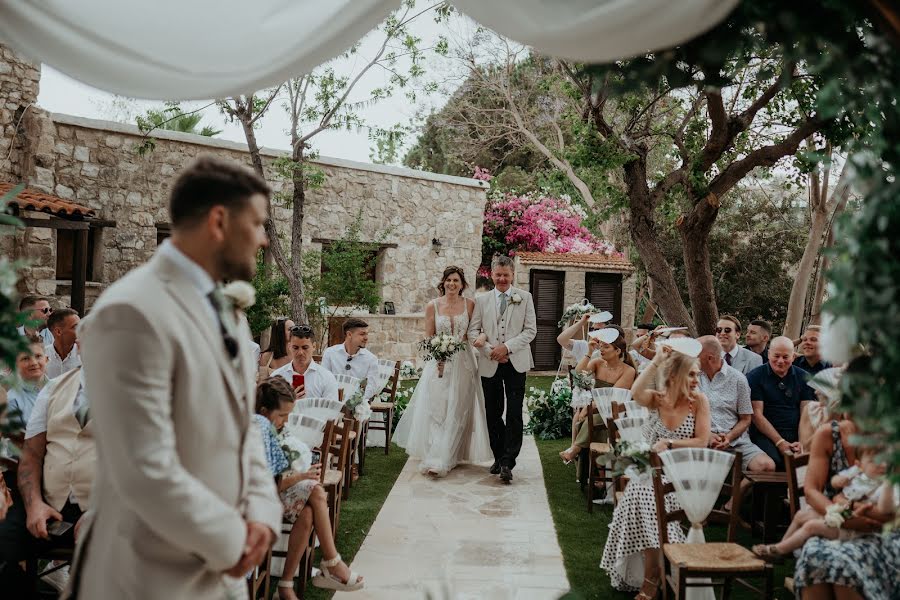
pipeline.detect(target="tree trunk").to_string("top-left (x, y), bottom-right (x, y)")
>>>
top-left (289, 150), bottom-right (309, 325)
top-left (623, 156), bottom-right (696, 333)
top-left (678, 195), bottom-right (720, 336)
top-left (783, 208), bottom-right (828, 339)
top-left (239, 116), bottom-right (274, 267)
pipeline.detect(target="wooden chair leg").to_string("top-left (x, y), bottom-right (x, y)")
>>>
top-left (587, 452), bottom-right (595, 513)
top-left (722, 576), bottom-right (732, 600)
top-left (763, 564), bottom-right (774, 600)
top-left (384, 409), bottom-right (393, 455)
top-left (358, 422), bottom-right (368, 476)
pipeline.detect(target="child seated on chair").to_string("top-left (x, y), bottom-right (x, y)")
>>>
top-left (752, 447), bottom-right (888, 559)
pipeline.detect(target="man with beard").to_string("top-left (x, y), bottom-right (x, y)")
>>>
top-left (67, 156), bottom-right (281, 599)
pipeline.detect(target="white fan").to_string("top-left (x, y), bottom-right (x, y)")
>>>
top-left (592, 387), bottom-right (632, 423)
top-left (334, 373), bottom-right (361, 401)
top-left (614, 416), bottom-right (649, 443)
top-left (293, 397), bottom-right (345, 423)
top-left (285, 414), bottom-right (328, 448)
top-left (373, 358), bottom-right (398, 393)
top-left (623, 400), bottom-right (650, 418)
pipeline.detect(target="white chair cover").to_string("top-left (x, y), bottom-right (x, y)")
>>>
top-left (623, 400), bottom-right (650, 418)
top-left (659, 447), bottom-right (736, 600)
top-left (293, 397), bottom-right (345, 423)
top-left (334, 373), bottom-right (361, 401)
top-left (286, 413), bottom-right (328, 449)
top-left (614, 416), bottom-right (648, 444)
top-left (592, 387), bottom-right (632, 422)
top-left (373, 358), bottom-right (397, 393)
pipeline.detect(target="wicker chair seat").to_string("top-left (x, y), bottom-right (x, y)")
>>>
top-left (370, 401), bottom-right (394, 411)
top-left (662, 543), bottom-right (765, 572)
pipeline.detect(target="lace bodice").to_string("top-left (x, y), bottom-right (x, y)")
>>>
top-left (434, 300), bottom-right (470, 339)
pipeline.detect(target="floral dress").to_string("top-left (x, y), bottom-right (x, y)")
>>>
top-left (600, 411), bottom-right (696, 591)
top-left (793, 421), bottom-right (900, 598)
top-left (253, 414), bottom-right (318, 522)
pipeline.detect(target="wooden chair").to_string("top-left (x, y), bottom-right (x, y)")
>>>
top-left (650, 452), bottom-right (774, 600)
top-left (585, 403), bottom-right (612, 513)
top-left (247, 548), bottom-right (272, 599)
top-left (368, 359), bottom-right (400, 455)
top-left (784, 451), bottom-right (810, 518)
top-left (606, 401), bottom-right (628, 505)
top-left (323, 410), bottom-right (354, 533)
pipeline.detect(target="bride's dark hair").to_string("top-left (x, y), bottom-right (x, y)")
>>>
top-left (437, 266), bottom-right (468, 296)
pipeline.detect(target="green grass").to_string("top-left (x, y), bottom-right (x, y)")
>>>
top-left (534, 437), bottom-right (795, 600)
top-left (527, 375), bottom-right (558, 396)
top-left (284, 443), bottom-right (408, 600)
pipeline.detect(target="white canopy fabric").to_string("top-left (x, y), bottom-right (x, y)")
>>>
top-left (0, 0), bottom-right (739, 100)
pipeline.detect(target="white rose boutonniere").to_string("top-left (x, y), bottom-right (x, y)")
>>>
top-left (510, 292), bottom-right (523, 305)
top-left (222, 281), bottom-right (256, 310)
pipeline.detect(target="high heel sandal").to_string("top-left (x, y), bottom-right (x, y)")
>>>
top-left (559, 447), bottom-right (576, 465)
top-left (311, 553), bottom-right (364, 591)
top-left (635, 577), bottom-right (659, 600)
top-left (751, 544), bottom-right (786, 563)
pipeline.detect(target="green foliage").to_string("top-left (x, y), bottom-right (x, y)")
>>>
top-left (246, 254), bottom-right (291, 337)
top-left (525, 381), bottom-right (573, 441)
top-left (134, 101), bottom-right (221, 156)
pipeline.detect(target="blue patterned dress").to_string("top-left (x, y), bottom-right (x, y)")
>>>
top-left (253, 414), bottom-right (318, 522)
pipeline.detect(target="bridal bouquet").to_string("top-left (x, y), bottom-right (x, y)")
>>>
top-left (570, 370), bottom-right (595, 408)
top-left (597, 440), bottom-right (654, 484)
top-left (419, 333), bottom-right (466, 378)
top-left (278, 431), bottom-right (313, 473)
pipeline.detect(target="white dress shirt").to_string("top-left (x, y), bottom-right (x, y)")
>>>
top-left (494, 287), bottom-right (512, 314)
top-left (25, 369), bottom-right (89, 439)
top-left (271, 360), bottom-right (339, 402)
top-left (45, 342), bottom-right (82, 379)
top-left (321, 344), bottom-right (380, 400)
top-left (157, 239), bottom-right (217, 326)
top-left (18, 325), bottom-right (54, 346)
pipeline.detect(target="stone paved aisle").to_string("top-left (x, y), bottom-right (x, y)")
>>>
top-left (334, 436), bottom-right (569, 600)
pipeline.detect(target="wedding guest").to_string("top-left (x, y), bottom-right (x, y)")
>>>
top-left (799, 367), bottom-right (844, 450)
top-left (716, 315), bottom-right (762, 375)
top-left (17, 295), bottom-right (54, 347)
top-left (745, 319), bottom-right (772, 362)
top-left (44, 308), bottom-right (81, 379)
top-left (322, 318), bottom-right (380, 401)
top-left (5, 335), bottom-right (49, 429)
top-left (559, 332), bottom-right (636, 464)
top-left (273, 325), bottom-right (339, 402)
top-left (697, 336), bottom-right (774, 472)
top-left (260, 316), bottom-right (295, 377)
top-left (600, 349), bottom-right (711, 597)
top-left (0, 367), bottom-right (93, 594)
top-left (793, 325), bottom-right (832, 375)
top-left (628, 323), bottom-right (655, 371)
top-left (748, 336), bottom-right (815, 470)
top-left (254, 378), bottom-right (363, 597)
top-left (557, 313), bottom-right (609, 364)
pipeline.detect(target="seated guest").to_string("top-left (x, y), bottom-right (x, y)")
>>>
top-left (628, 323), bottom-right (655, 371)
top-left (272, 325), bottom-right (339, 402)
top-left (716, 314), bottom-right (763, 375)
top-left (260, 316), bottom-right (296, 377)
top-left (697, 336), bottom-right (774, 472)
top-left (5, 335), bottom-right (49, 429)
top-left (254, 378), bottom-right (363, 597)
top-left (745, 319), bottom-right (772, 362)
top-left (799, 366), bottom-right (844, 450)
top-left (557, 313), bottom-right (610, 364)
top-left (16, 295), bottom-right (54, 347)
top-left (748, 336), bottom-right (815, 470)
top-left (0, 367), bottom-right (93, 594)
top-left (559, 331), bottom-right (636, 464)
top-left (322, 318), bottom-right (380, 401)
top-left (44, 308), bottom-right (81, 379)
top-left (793, 325), bottom-right (832, 375)
top-left (600, 348), bottom-right (711, 597)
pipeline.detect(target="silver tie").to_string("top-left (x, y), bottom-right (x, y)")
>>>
top-left (499, 292), bottom-right (508, 316)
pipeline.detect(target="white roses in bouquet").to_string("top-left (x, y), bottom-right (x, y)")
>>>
top-left (279, 432), bottom-right (313, 473)
top-left (418, 332), bottom-right (466, 378)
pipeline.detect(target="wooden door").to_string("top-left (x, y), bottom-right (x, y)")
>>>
top-left (529, 270), bottom-right (565, 370)
top-left (585, 272), bottom-right (623, 324)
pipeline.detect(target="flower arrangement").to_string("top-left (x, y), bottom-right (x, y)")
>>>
top-left (824, 502), bottom-right (853, 528)
top-left (344, 380), bottom-right (372, 421)
top-left (278, 431), bottom-right (313, 473)
top-left (418, 332), bottom-right (466, 378)
top-left (525, 380), bottom-right (574, 440)
top-left (557, 300), bottom-right (597, 328)
top-left (570, 369), bottom-right (595, 408)
top-left (597, 440), bottom-right (654, 484)
top-left (399, 361), bottom-right (422, 380)
top-left (222, 280), bottom-right (256, 310)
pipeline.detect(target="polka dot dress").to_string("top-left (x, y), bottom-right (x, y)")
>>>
top-left (600, 412), bottom-right (696, 591)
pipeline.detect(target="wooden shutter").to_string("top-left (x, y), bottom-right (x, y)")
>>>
top-left (530, 270), bottom-right (565, 370)
top-left (585, 273), bottom-right (623, 324)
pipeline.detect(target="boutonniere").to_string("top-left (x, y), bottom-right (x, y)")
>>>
top-left (222, 280), bottom-right (256, 310)
top-left (510, 293), bottom-right (523, 305)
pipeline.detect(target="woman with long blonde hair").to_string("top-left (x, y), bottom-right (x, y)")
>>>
top-left (600, 346), bottom-right (711, 600)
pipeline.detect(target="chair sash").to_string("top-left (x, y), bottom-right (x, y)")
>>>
top-left (293, 397), bottom-right (345, 423)
top-left (613, 416), bottom-right (648, 443)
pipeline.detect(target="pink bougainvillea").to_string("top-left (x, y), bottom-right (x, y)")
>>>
top-left (481, 192), bottom-right (620, 266)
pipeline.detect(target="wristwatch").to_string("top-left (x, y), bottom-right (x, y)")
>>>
top-left (666, 439), bottom-right (673, 450)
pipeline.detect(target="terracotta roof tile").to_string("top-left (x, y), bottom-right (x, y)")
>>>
top-left (0, 182), bottom-right (96, 218)
top-left (515, 251), bottom-right (635, 272)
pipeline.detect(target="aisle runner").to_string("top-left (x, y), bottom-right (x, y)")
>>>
top-left (334, 436), bottom-right (569, 600)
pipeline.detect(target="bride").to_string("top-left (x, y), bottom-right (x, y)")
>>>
top-left (394, 266), bottom-right (493, 477)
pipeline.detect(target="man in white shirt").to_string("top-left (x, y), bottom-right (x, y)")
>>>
top-left (322, 317), bottom-right (380, 401)
top-left (16, 295), bottom-right (54, 347)
top-left (272, 324), bottom-right (339, 402)
top-left (44, 308), bottom-right (81, 379)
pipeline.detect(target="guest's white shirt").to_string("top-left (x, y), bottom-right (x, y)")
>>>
top-left (322, 344), bottom-right (380, 400)
top-left (26, 369), bottom-right (89, 439)
top-left (272, 360), bottom-right (339, 402)
top-left (44, 342), bottom-right (81, 379)
top-left (494, 287), bottom-right (512, 312)
top-left (18, 325), bottom-right (54, 346)
top-left (250, 341), bottom-right (261, 365)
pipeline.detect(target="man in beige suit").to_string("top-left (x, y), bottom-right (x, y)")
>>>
top-left (67, 156), bottom-right (282, 599)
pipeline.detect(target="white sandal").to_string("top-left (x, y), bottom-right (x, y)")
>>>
top-left (311, 554), bottom-right (364, 592)
top-left (276, 579), bottom-right (296, 599)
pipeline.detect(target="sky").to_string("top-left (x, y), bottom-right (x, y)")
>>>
top-left (35, 10), bottom-right (470, 166)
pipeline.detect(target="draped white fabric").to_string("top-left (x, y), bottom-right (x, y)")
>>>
top-left (614, 416), bottom-right (648, 443)
top-left (0, 0), bottom-right (738, 100)
top-left (286, 413), bottom-right (328, 451)
top-left (593, 387), bottom-right (632, 422)
top-left (659, 448), bottom-right (735, 600)
top-left (334, 373), bottom-right (362, 400)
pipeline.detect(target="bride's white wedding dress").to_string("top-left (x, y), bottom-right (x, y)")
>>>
top-left (394, 300), bottom-right (493, 476)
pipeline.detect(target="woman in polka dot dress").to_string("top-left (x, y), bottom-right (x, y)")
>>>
top-left (600, 348), bottom-right (711, 600)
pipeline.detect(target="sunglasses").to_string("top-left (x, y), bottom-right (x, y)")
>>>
top-left (290, 325), bottom-right (313, 335)
top-left (777, 381), bottom-right (794, 398)
top-left (345, 355), bottom-right (353, 371)
top-left (38, 307), bottom-right (52, 315)
top-left (715, 327), bottom-right (734, 334)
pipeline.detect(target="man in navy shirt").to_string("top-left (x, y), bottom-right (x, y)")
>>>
top-left (793, 325), bottom-right (832, 375)
top-left (747, 336), bottom-right (815, 470)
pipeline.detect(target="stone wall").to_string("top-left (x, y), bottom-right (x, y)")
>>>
top-left (352, 314), bottom-right (426, 364)
top-left (0, 45), bottom-right (40, 181)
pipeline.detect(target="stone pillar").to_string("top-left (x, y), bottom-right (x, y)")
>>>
top-left (0, 44), bottom-right (41, 181)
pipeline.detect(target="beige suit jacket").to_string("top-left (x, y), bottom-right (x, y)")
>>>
top-left (468, 287), bottom-right (537, 377)
top-left (67, 250), bottom-right (282, 599)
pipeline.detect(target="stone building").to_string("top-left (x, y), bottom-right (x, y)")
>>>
top-left (513, 251), bottom-right (636, 370)
top-left (0, 45), bottom-right (488, 362)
